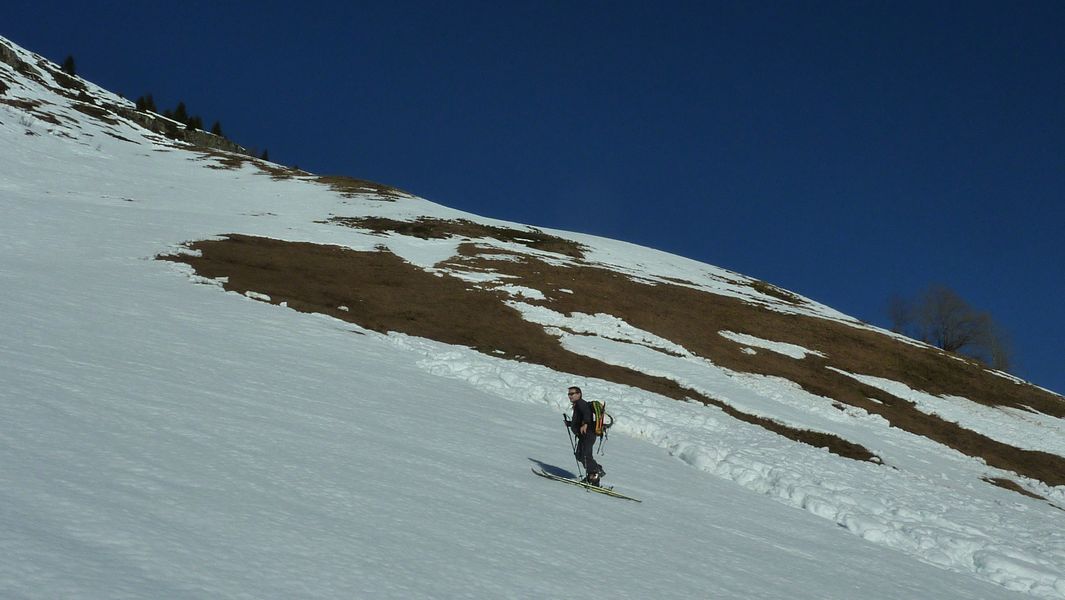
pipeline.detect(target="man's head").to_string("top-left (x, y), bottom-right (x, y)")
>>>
top-left (567, 386), bottom-right (582, 403)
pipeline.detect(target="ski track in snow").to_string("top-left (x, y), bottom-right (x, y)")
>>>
top-left (397, 331), bottom-right (1065, 599)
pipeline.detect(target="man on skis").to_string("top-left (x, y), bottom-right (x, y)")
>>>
top-left (565, 386), bottom-right (605, 486)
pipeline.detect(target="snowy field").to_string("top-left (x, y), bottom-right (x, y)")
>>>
top-left (2, 36), bottom-right (1064, 598)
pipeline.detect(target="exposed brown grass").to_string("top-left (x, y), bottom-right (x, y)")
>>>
top-left (329, 217), bottom-right (588, 259)
top-left (160, 234), bottom-right (877, 463)
top-left (198, 150), bottom-right (248, 170)
top-left (0, 97), bottom-right (41, 111)
top-left (158, 217), bottom-right (1065, 491)
top-left (314, 175), bottom-right (409, 200)
top-left (474, 250), bottom-right (1065, 486)
top-left (192, 149), bottom-right (298, 178)
top-left (747, 280), bottom-right (806, 305)
top-left (46, 67), bottom-right (87, 93)
top-left (12, 58), bottom-right (45, 85)
top-left (982, 477), bottom-right (1054, 504)
top-left (0, 97), bottom-right (63, 126)
top-left (188, 150), bottom-right (405, 197)
top-left (70, 102), bottom-right (119, 125)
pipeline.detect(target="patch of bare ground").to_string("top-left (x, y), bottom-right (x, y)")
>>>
top-left (44, 65), bottom-right (87, 93)
top-left (71, 101), bottom-right (119, 125)
top-left (10, 57), bottom-right (46, 86)
top-left (328, 217), bottom-right (588, 259)
top-left (747, 280), bottom-right (806, 305)
top-left (981, 477), bottom-right (1050, 502)
top-left (159, 225), bottom-right (1065, 490)
top-left (192, 149), bottom-right (303, 178)
top-left (0, 98), bottom-right (63, 126)
top-left (482, 253), bottom-right (1065, 486)
top-left (314, 175), bottom-right (410, 200)
top-left (194, 149), bottom-right (248, 170)
top-left (470, 251), bottom-right (1065, 488)
top-left (103, 131), bottom-right (137, 144)
top-left (159, 234), bottom-right (876, 463)
top-left (0, 97), bottom-right (41, 111)
top-left (188, 150), bottom-right (404, 197)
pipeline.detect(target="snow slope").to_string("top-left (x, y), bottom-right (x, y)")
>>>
top-left (2, 35), bottom-right (1064, 598)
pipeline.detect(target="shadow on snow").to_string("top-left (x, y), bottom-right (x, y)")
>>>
top-left (528, 458), bottom-right (577, 479)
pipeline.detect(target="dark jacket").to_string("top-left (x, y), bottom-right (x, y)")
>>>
top-left (569, 397), bottom-right (594, 437)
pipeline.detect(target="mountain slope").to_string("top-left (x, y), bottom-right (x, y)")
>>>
top-left (2, 35), bottom-right (1064, 598)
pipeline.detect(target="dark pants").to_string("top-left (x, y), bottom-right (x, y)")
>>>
top-left (575, 433), bottom-right (602, 476)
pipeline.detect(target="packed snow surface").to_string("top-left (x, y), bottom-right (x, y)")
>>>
top-left (2, 35), bottom-right (1064, 599)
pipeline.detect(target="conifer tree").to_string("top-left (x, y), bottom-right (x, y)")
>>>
top-left (62, 55), bottom-right (76, 76)
top-left (173, 102), bottom-right (189, 124)
top-left (136, 94), bottom-right (158, 113)
top-left (211, 121), bottom-right (224, 136)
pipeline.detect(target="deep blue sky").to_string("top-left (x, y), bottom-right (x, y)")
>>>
top-left (6, 2), bottom-right (1064, 394)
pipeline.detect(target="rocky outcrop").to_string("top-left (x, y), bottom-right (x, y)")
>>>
top-left (112, 106), bottom-right (249, 154)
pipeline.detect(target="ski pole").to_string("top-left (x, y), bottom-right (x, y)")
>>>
top-left (563, 414), bottom-right (585, 478)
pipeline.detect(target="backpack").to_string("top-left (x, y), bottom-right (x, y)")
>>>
top-left (589, 400), bottom-right (614, 452)
top-left (589, 400), bottom-right (608, 435)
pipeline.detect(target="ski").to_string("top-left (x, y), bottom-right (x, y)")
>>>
top-left (531, 468), bottom-right (642, 502)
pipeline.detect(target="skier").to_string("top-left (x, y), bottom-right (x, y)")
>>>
top-left (565, 386), bottom-right (605, 485)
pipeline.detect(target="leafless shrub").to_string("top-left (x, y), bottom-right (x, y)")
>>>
top-left (889, 284), bottom-right (1012, 371)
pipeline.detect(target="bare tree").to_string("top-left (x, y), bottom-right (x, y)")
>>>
top-left (975, 320), bottom-right (1013, 372)
top-left (887, 294), bottom-right (913, 334)
top-left (914, 285), bottom-right (985, 352)
top-left (888, 284), bottom-right (1012, 371)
